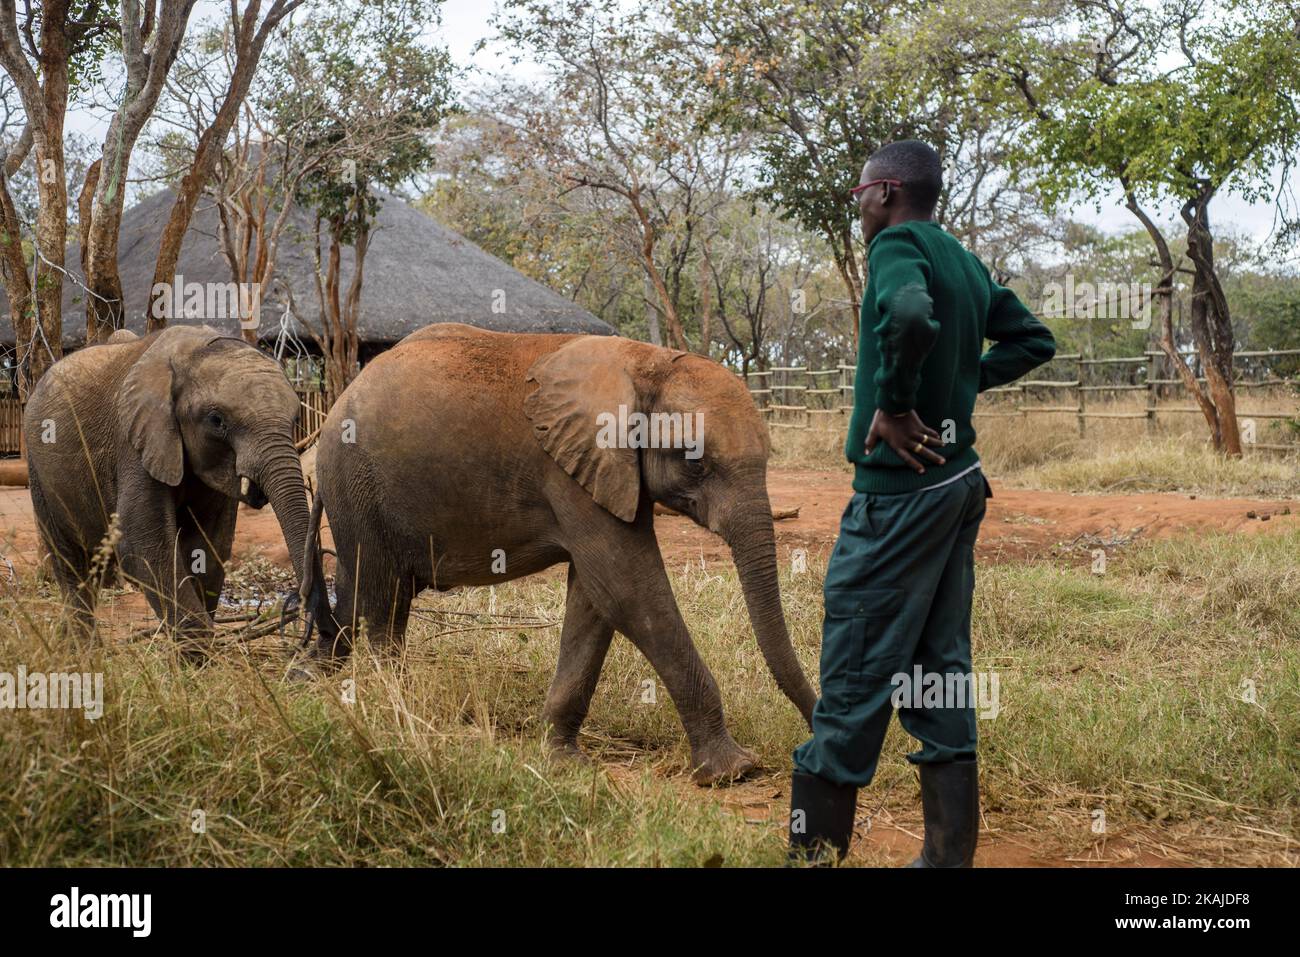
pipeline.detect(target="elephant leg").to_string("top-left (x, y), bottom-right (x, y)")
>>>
top-left (319, 539), bottom-right (412, 658)
top-left (29, 475), bottom-right (98, 641)
top-left (48, 547), bottom-right (98, 643)
top-left (120, 547), bottom-right (213, 658)
top-left (356, 570), bottom-right (414, 655)
top-left (180, 500), bottom-right (237, 618)
top-left (541, 564), bottom-right (615, 757)
top-left (567, 522), bottom-right (757, 786)
top-left (116, 490), bottom-right (213, 657)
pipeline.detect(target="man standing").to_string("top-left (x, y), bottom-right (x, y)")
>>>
top-left (788, 141), bottom-right (1055, 866)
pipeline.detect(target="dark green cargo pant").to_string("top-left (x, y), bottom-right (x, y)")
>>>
top-left (793, 467), bottom-right (990, 787)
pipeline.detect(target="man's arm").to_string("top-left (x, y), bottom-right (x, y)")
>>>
top-left (870, 231), bottom-right (941, 414)
top-left (979, 283), bottom-right (1056, 391)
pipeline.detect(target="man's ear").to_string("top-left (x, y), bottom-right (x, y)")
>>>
top-left (524, 337), bottom-right (641, 522)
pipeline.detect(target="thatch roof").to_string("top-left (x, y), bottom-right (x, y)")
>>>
top-left (0, 186), bottom-right (616, 349)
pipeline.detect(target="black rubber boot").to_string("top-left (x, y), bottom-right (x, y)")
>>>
top-left (909, 758), bottom-right (979, 867)
top-left (788, 770), bottom-right (858, 865)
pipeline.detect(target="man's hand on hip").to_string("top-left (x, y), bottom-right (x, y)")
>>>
top-left (865, 409), bottom-right (947, 474)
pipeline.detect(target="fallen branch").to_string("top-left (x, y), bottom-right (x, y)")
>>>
top-left (295, 427), bottom-right (321, 452)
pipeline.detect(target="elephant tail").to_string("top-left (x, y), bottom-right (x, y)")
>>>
top-left (300, 493), bottom-right (324, 605)
top-left (297, 493), bottom-right (330, 648)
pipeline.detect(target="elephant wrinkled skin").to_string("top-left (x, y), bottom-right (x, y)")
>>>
top-left (23, 325), bottom-right (333, 657)
top-left (307, 323), bottom-right (816, 785)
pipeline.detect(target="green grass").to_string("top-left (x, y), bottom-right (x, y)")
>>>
top-left (1, 528), bottom-right (1298, 866)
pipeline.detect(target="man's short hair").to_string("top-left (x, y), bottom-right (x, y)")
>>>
top-left (867, 140), bottom-right (943, 211)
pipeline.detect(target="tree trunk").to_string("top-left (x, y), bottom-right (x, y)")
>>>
top-left (697, 243), bottom-right (713, 359)
top-left (1122, 185), bottom-right (1223, 447)
top-left (643, 273), bottom-right (662, 346)
top-left (630, 188), bottom-right (688, 351)
top-left (84, 111), bottom-right (141, 341)
top-left (0, 168), bottom-right (32, 399)
top-left (152, 1), bottom-right (286, 327)
top-left (84, 0), bottom-right (196, 342)
top-left (29, 118), bottom-right (68, 384)
top-left (826, 216), bottom-right (864, 349)
top-left (1181, 193), bottom-right (1241, 456)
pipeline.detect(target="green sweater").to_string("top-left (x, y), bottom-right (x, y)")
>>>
top-left (846, 220), bottom-right (1056, 494)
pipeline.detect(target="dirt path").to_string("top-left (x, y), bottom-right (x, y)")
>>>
top-left (641, 770), bottom-right (1184, 868)
top-left (2, 467), bottom-right (1296, 576)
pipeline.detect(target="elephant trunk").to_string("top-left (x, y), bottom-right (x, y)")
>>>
top-left (720, 484), bottom-right (817, 727)
top-left (255, 443), bottom-right (335, 640)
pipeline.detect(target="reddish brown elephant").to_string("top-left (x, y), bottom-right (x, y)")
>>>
top-left (305, 323), bottom-right (816, 784)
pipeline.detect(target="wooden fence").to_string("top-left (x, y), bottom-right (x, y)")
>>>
top-left (0, 394), bottom-right (21, 457)
top-left (743, 364), bottom-right (858, 428)
top-left (0, 386), bottom-right (331, 458)
top-left (294, 388), bottom-right (330, 448)
top-left (745, 348), bottom-right (1300, 452)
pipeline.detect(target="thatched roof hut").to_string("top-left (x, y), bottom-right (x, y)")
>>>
top-left (0, 186), bottom-right (616, 354)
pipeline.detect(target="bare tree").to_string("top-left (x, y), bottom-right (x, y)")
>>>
top-left (261, 0), bottom-right (452, 399)
top-left (0, 1), bottom-right (106, 393)
top-left (81, 0), bottom-right (197, 342)
top-left (148, 0), bottom-right (303, 329)
top-left (493, 0), bottom-right (740, 353)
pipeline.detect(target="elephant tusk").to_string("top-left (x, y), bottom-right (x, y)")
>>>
top-left (240, 476), bottom-right (251, 497)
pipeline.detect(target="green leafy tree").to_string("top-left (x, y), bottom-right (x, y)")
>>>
top-left (664, 0), bottom-right (1048, 341)
top-left (977, 0), bottom-right (1300, 454)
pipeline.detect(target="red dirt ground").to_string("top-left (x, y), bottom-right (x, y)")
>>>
top-left (3, 467), bottom-right (1295, 575)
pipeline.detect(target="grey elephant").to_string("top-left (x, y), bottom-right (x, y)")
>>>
top-left (302, 323), bottom-right (816, 784)
top-left (23, 325), bottom-right (333, 656)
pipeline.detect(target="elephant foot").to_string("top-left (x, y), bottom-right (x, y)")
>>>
top-left (285, 652), bottom-right (343, 682)
top-left (176, 639), bottom-right (214, 667)
top-left (547, 736), bottom-right (593, 767)
top-left (689, 739), bottom-right (759, 787)
top-left (287, 639), bottom-right (351, 681)
top-left (285, 660), bottom-right (321, 682)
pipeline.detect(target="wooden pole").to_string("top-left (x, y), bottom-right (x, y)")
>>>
top-left (1146, 351), bottom-right (1157, 436)
top-left (1077, 356), bottom-right (1086, 438)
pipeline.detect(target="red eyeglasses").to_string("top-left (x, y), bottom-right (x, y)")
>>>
top-left (850, 178), bottom-right (903, 198)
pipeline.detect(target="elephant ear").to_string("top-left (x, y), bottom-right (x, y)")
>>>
top-left (524, 337), bottom-right (641, 522)
top-left (118, 326), bottom-right (218, 486)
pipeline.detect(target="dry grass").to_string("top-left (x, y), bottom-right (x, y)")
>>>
top-left (1, 524), bottom-right (1297, 866)
top-left (770, 390), bottom-right (1300, 497)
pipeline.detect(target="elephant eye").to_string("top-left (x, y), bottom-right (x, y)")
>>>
top-left (205, 411), bottom-right (226, 433)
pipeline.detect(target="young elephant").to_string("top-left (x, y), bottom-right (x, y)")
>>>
top-left (306, 323), bottom-right (817, 784)
top-left (23, 325), bottom-right (333, 655)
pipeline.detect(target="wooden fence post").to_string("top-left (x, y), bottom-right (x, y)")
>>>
top-left (1145, 350), bottom-right (1157, 436)
top-left (1077, 356), bottom-right (1086, 438)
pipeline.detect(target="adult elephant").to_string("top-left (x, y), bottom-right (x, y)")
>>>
top-left (305, 323), bottom-right (816, 784)
top-left (24, 325), bottom-right (334, 657)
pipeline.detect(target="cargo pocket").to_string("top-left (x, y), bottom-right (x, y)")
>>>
top-left (820, 587), bottom-right (906, 700)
